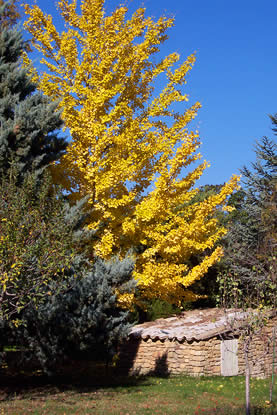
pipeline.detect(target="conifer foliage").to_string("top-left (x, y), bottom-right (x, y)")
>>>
top-left (0, 2), bottom-right (67, 180)
top-left (219, 129), bottom-right (277, 308)
top-left (2, 255), bottom-right (135, 374)
top-left (24, 0), bottom-right (240, 305)
top-left (0, 168), bottom-right (135, 372)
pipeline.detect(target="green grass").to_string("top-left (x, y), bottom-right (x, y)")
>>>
top-left (0, 365), bottom-right (276, 414)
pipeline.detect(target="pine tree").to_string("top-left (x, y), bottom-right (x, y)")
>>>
top-left (2, 255), bottom-right (135, 375)
top-left (0, 162), bottom-right (135, 373)
top-left (0, 5), bottom-right (67, 180)
top-left (217, 132), bottom-right (277, 415)
top-left (219, 133), bottom-right (277, 308)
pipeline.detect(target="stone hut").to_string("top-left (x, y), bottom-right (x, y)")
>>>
top-left (119, 308), bottom-right (277, 378)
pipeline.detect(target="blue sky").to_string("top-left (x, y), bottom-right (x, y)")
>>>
top-left (21, 0), bottom-right (277, 186)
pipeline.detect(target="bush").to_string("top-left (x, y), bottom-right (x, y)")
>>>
top-left (3, 256), bottom-right (135, 374)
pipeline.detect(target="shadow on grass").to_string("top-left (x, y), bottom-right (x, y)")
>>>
top-left (0, 337), bottom-right (172, 402)
top-left (0, 362), bottom-right (276, 415)
top-left (0, 360), bottom-right (154, 401)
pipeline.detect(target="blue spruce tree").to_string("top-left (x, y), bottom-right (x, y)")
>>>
top-left (0, 2), bottom-right (67, 179)
top-left (18, 256), bottom-right (134, 374)
top-left (0, 177), bottom-right (135, 375)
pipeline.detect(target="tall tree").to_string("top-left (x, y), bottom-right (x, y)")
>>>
top-left (24, 0), bottom-right (239, 306)
top-left (217, 126), bottom-right (277, 415)
top-left (0, 5), bottom-right (67, 180)
top-left (220, 135), bottom-right (277, 309)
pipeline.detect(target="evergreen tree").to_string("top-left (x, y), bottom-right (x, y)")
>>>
top-left (0, 167), bottom-right (135, 374)
top-left (219, 132), bottom-right (277, 308)
top-left (270, 112), bottom-right (277, 135)
top-left (0, 5), bottom-right (67, 180)
top-left (217, 133), bottom-right (276, 415)
top-left (2, 256), bottom-right (135, 375)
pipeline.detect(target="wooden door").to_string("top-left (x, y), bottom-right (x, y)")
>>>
top-left (221, 339), bottom-right (238, 376)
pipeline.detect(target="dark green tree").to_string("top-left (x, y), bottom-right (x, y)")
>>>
top-left (4, 256), bottom-right (135, 374)
top-left (0, 4), bottom-right (67, 180)
top-left (219, 133), bottom-right (277, 309)
top-left (0, 168), bottom-right (135, 374)
top-left (217, 131), bottom-right (276, 415)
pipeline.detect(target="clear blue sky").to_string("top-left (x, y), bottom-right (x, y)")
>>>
top-left (21, 0), bottom-right (277, 186)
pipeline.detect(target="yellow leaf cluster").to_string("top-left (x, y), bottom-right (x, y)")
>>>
top-left (24, 0), bottom-right (240, 304)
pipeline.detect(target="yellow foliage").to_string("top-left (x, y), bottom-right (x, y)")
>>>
top-left (24, 0), bottom-right (240, 304)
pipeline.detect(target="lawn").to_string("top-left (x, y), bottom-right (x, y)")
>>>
top-left (0, 364), bottom-right (276, 414)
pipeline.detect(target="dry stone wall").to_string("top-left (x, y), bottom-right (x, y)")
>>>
top-left (119, 316), bottom-right (277, 378)
top-left (237, 319), bottom-right (277, 378)
top-left (119, 337), bottom-right (221, 376)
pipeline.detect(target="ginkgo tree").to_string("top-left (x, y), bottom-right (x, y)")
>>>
top-left (24, 0), bottom-right (240, 305)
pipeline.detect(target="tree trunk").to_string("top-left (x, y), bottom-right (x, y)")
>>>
top-left (269, 327), bottom-right (276, 403)
top-left (244, 341), bottom-right (251, 415)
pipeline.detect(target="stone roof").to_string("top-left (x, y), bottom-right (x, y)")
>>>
top-left (129, 308), bottom-right (252, 342)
